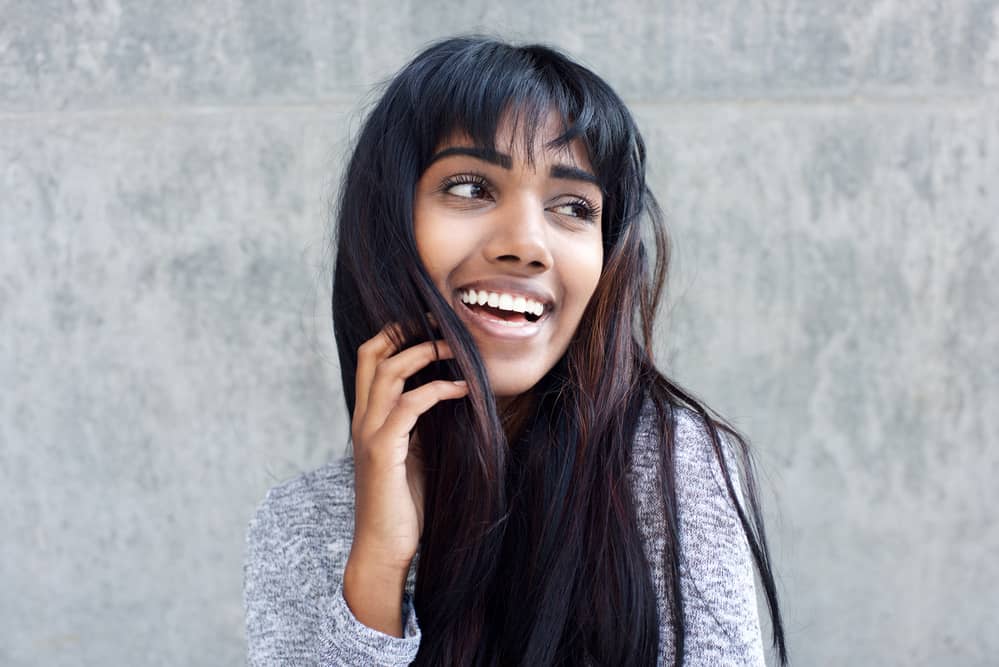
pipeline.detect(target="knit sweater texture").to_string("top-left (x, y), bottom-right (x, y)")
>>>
top-left (243, 401), bottom-right (767, 665)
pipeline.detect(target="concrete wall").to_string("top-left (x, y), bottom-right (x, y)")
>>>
top-left (2, 1), bottom-right (996, 665)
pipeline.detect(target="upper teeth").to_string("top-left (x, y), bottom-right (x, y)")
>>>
top-left (459, 289), bottom-right (546, 317)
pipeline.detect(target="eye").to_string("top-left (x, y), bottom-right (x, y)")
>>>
top-left (440, 174), bottom-right (491, 200)
top-left (551, 197), bottom-right (601, 223)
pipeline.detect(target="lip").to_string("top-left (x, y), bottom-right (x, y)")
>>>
top-left (455, 279), bottom-right (556, 310)
top-left (455, 298), bottom-right (548, 340)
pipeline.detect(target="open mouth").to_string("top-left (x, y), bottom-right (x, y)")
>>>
top-left (456, 288), bottom-right (551, 327)
top-left (461, 299), bottom-right (542, 323)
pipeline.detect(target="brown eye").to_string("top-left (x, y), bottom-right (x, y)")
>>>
top-left (551, 197), bottom-right (601, 223)
top-left (448, 182), bottom-right (488, 199)
top-left (553, 202), bottom-right (589, 218)
top-left (441, 174), bottom-right (491, 200)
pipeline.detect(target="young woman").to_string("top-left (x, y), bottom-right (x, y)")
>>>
top-left (244, 36), bottom-right (788, 666)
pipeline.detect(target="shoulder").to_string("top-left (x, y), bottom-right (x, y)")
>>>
top-left (628, 394), bottom-right (748, 548)
top-left (632, 396), bottom-right (742, 498)
top-left (245, 456), bottom-right (358, 563)
top-left (633, 398), bottom-right (766, 663)
top-left (629, 396), bottom-right (751, 568)
top-left (253, 456), bottom-right (357, 516)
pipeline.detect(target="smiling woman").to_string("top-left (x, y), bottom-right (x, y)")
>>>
top-left (414, 116), bottom-right (604, 399)
top-left (244, 36), bottom-right (788, 666)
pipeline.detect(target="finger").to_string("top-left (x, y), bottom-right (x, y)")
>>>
top-left (376, 380), bottom-right (469, 444)
top-left (364, 340), bottom-right (456, 430)
top-left (354, 322), bottom-right (404, 421)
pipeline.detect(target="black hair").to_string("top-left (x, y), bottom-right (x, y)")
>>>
top-left (332, 35), bottom-right (787, 666)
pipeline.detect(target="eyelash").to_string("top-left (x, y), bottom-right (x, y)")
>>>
top-left (439, 173), bottom-right (602, 224)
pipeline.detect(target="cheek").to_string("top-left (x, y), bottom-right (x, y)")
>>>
top-left (414, 208), bottom-right (482, 297)
top-left (414, 211), bottom-right (455, 283)
top-left (565, 239), bottom-right (604, 308)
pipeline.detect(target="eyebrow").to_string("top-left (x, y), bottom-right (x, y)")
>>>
top-left (427, 146), bottom-right (599, 186)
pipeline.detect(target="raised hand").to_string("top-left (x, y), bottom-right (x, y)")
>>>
top-left (343, 322), bottom-right (468, 636)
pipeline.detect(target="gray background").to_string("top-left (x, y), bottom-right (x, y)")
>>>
top-left (2, 1), bottom-right (997, 665)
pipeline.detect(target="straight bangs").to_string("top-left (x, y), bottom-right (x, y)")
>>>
top-left (399, 38), bottom-right (639, 241)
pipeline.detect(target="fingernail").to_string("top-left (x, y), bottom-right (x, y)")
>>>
top-left (453, 380), bottom-right (467, 386)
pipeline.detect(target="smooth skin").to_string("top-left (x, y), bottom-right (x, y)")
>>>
top-left (413, 112), bottom-right (603, 398)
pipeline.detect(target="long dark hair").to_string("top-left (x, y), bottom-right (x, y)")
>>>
top-left (331, 36), bottom-right (787, 666)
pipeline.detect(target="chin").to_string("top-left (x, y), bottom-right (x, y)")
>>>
top-left (491, 382), bottom-right (538, 400)
top-left (485, 367), bottom-right (547, 400)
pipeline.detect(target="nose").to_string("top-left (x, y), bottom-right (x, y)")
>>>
top-left (482, 196), bottom-right (553, 272)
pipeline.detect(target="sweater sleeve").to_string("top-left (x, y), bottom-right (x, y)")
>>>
top-left (243, 463), bottom-right (422, 666)
top-left (672, 414), bottom-right (767, 666)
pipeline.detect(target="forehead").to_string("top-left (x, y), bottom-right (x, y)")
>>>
top-left (434, 108), bottom-right (594, 172)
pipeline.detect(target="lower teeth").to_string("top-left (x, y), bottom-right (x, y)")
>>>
top-left (467, 302), bottom-right (538, 323)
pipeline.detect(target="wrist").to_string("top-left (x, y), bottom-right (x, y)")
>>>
top-left (344, 547), bottom-right (411, 588)
top-left (343, 551), bottom-right (409, 638)
top-left (347, 534), bottom-right (416, 575)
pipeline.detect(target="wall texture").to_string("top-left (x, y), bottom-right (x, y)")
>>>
top-left (2, 1), bottom-right (997, 665)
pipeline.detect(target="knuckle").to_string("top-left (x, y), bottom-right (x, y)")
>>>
top-left (372, 359), bottom-right (394, 382)
top-left (396, 392), bottom-right (418, 411)
top-left (420, 345), bottom-right (443, 364)
top-left (357, 338), bottom-right (376, 358)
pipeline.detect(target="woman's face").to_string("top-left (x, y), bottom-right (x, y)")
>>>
top-left (413, 111), bottom-right (604, 398)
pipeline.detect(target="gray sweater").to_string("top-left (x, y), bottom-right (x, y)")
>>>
top-left (243, 402), bottom-right (767, 666)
